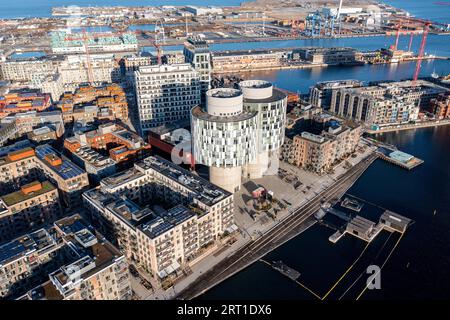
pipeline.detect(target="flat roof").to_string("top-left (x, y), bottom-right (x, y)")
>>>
top-left (136, 155), bottom-right (231, 206)
top-left (35, 144), bottom-right (86, 180)
top-left (1, 181), bottom-right (56, 207)
top-left (0, 229), bottom-right (56, 267)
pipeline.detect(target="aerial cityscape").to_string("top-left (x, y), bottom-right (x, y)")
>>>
top-left (0, 0), bottom-right (449, 305)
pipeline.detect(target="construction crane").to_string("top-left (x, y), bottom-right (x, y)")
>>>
top-left (392, 15), bottom-right (449, 83)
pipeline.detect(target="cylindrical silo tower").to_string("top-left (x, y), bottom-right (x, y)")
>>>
top-left (239, 80), bottom-right (287, 179)
top-left (191, 88), bottom-right (258, 193)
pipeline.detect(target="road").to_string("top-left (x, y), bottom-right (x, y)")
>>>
top-left (175, 152), bottom-right (378, 300)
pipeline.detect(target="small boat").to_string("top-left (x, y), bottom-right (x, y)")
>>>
top-left (431, 67), bottom-right (439, 79)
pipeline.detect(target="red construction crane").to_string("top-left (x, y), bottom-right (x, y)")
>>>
top-left (392, 15), bottom-right (449, 84)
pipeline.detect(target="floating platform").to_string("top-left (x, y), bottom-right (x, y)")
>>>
top-left (262, 260), bottom-right (301, 280)
top-left (341, 197), bottom-right (364, 212)
top-left (376, 147), bottom-right (424, 170)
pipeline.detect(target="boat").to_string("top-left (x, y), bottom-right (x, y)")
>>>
top-left (431, 68), bottom-right (439, 79)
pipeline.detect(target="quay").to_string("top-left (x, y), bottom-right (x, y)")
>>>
top-left (175, 152), bottom-right (378, 300)
top-left (365, 119), bottom-right (450, 134)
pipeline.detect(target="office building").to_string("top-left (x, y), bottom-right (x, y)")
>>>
top-left (191, 81), bottom-right (287, 192)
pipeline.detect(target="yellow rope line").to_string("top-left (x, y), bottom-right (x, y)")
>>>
top-left (321, 241), bottom-right (371, 300)
top-left (355, 232), bottom-right (404, 300)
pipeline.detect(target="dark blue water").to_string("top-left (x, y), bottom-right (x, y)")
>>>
top-left (0, 0), bottom-right (244, 19)
top-left (245, 59), bottom-right (450, 94)
top-left (198, 0), bottom-right (450, 300)
top-left (201, 121), bottom-right (450, 301)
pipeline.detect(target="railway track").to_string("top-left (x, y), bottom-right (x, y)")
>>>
top-left (176, 153), bottom-right (378, 300)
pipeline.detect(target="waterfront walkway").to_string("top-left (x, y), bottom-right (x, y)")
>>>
top-left (174, 152), bottom-right (379, 300)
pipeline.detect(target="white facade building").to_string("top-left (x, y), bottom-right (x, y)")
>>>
top-left (191, 82), bottom-right (287, 192)
top-left (240, 80), bottom-right (287, 179)
top-left (134, 64), bottom-right (201, 134)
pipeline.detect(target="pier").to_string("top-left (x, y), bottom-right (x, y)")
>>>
top-left (376, 147), bottom-right (424, 170)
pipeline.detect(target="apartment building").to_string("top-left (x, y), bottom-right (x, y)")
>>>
top-left (294, 47), bottom-right (358, 65)
top-left (0, 214), bottom-right (131, 300)
top-left (0, 58), bottom-right (58, 82)
top-left (57, 84), bottom-right (129, 122)
top-left (1, 110), bottom-right (65, 140)
top-left (134, 64), bottom-right (201, 133)
top-left (0, 181), bottom-right (62, 243)
top-left (59, 54), bottom-right (121, 85)
top-left (83, 156), bottom-right (235, 280)
top-left (0, 90), bottom-right (52, 119)
top-left (281, 118), bottom-right (361, 174)
top-left (309, 80), bottom-right (364, 109)
top-left (184, 37), bottom-right (212, 101)
top-left (0, 145), bottom-right (89, 208)
top-left (64, 123), bottom-right (150, 182)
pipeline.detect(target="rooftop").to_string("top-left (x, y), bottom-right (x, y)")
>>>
top-left (35, 144), bottom-right (86, 181)
top-left (1, 181), bottom-right (56, 207)
top-left (0, 229), bottom-right (57, 267)
top-left (136, 156), bottom-right (231, 206)
top-left (191, 105), bottom-right (257, 123)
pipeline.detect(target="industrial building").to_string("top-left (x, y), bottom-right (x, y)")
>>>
top-left (82, 155), bottom-right (235, 281)
top-left (191, 81), bottom-right (287, 192)
top-left (134, 63), bottom-right (201, 133)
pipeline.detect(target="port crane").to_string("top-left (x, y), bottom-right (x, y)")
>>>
top-left (391, 15), bottom-right (449, 83)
